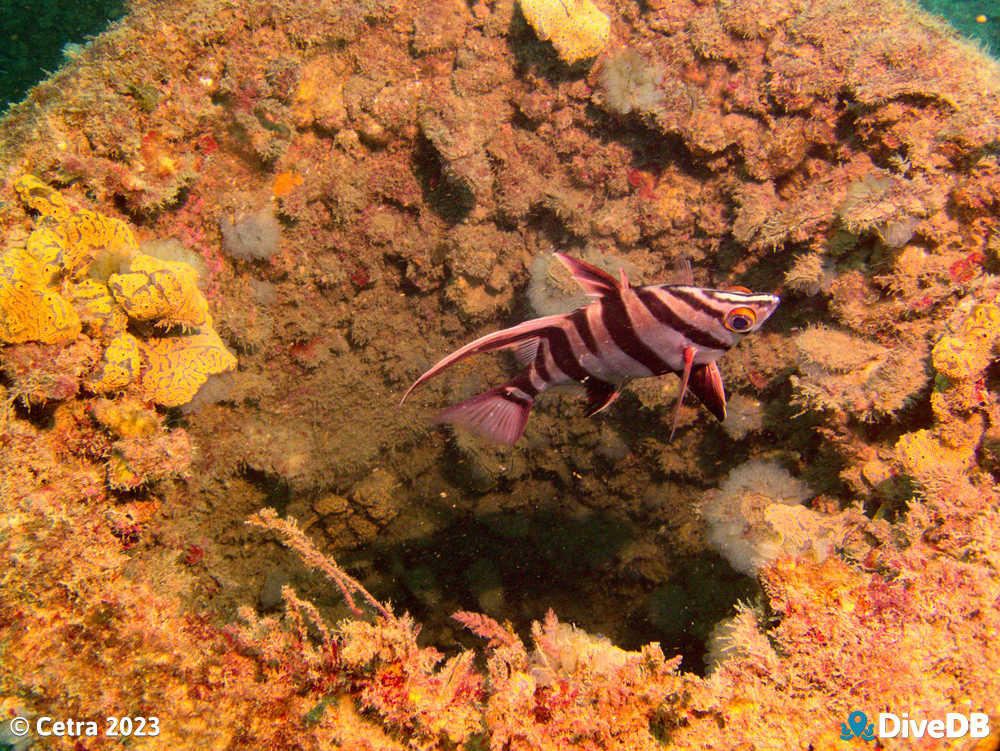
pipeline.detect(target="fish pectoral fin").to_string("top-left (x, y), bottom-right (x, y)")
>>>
top-left (583, 377), bottom-right (621, 417)
top-left (687, 361), bottom-right (727, 422)
top-left (513, 337), bottom-right (540, 366)
top-left (554, 252), bottom-right (621, 297)
top-left (675, 258), bottom-right (694, 285)
top-left (669, 346), bottom-right (697, 441)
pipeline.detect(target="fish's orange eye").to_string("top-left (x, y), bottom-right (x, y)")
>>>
top-left (724, 306), bottom-right (756, 332)
top-left (725, 285), bottom-right (752, 294)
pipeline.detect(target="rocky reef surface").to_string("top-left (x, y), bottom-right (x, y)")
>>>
top-left (2, 0), bottom-right (1000, 747)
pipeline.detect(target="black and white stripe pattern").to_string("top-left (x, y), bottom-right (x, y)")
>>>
top-left (517, 284), bottom-right (778, 394)
top-left (400, 253), bottom-right (779, 444)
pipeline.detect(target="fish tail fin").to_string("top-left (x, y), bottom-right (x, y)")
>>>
top-left (433, 377), bottom-right (535, 445)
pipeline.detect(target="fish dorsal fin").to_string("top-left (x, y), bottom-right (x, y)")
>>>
top-left (554, 252), bottom-right (621, 297)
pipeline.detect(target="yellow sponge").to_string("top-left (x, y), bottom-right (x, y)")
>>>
top-left (13, 174), bottom-right (73, 221)
top-left (108, 253), bottom-right (209, 328)
top-left (5, 175), bottom-right (237, 408)
top-left (931, 303), bottom-right (1000, 382)
top-left (0, 282), bottom-right (81, 344)
top-left (519, 0), bottom-right (610, 64)
top-left (87, 333), bottom-right (142, 394)
top-left (932, 335), bottom-right (983, 381)
top-left (138, 329), bottom-right (237, 407)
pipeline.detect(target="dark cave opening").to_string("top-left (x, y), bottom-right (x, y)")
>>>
top-left (351, 511), bottom-right (759, 676)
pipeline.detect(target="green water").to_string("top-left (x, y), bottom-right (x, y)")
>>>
top-left (0, 0), bottom-right (126, 112)
top-left (920, 0), bottom-right (1000, 51)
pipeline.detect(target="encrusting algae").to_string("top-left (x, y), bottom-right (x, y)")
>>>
top-left (790, 324), bottom-right (930, 421)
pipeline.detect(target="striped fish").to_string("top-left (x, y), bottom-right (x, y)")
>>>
top-left (400, 253), bottom-right (779, 445)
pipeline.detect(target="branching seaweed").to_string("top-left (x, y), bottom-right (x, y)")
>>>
top-left (246, 507), bottom-right (396, 622)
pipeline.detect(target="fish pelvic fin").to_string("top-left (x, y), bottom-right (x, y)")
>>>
top-left (554, 252), bottom-right (623, 297)
top-left (434, 377), bottom-right (535, 445)
top-left (669, 346), bottom-right (697, 442)
top-left (675, 258), bottom-right (694, 285)
top-left (687, 361), bottom-right (727, 422)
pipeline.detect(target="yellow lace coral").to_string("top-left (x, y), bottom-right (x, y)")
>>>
top-left (0, 179), bottom-right (137, 345)
top-left (13, 174), bottom-right (73, 221)
top-left (70, 279), bottom-right (129, 337)
top-left (60, 210), bottom-right (138, 277)
top-left (14, 175), bottom-right (138, 277)
top-left (0, 216), bottom-right (81, 344)
top-left (87, 333), bottom-right (142, 394)
top-left (16, 229), bottom-right (62, 285)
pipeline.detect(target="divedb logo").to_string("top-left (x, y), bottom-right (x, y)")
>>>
top-left (840, 710), bottom-right (991, 741)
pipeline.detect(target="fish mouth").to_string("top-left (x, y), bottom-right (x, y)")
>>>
top-left (762, 295), bottom-right (781, 322)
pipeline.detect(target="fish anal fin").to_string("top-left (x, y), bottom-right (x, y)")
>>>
top-left (583, 378), bottom-right (620, 417)
top-left (554, 252), bottom-right (621, 297)
top-left (687, 361), bottom-right (727, 422)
